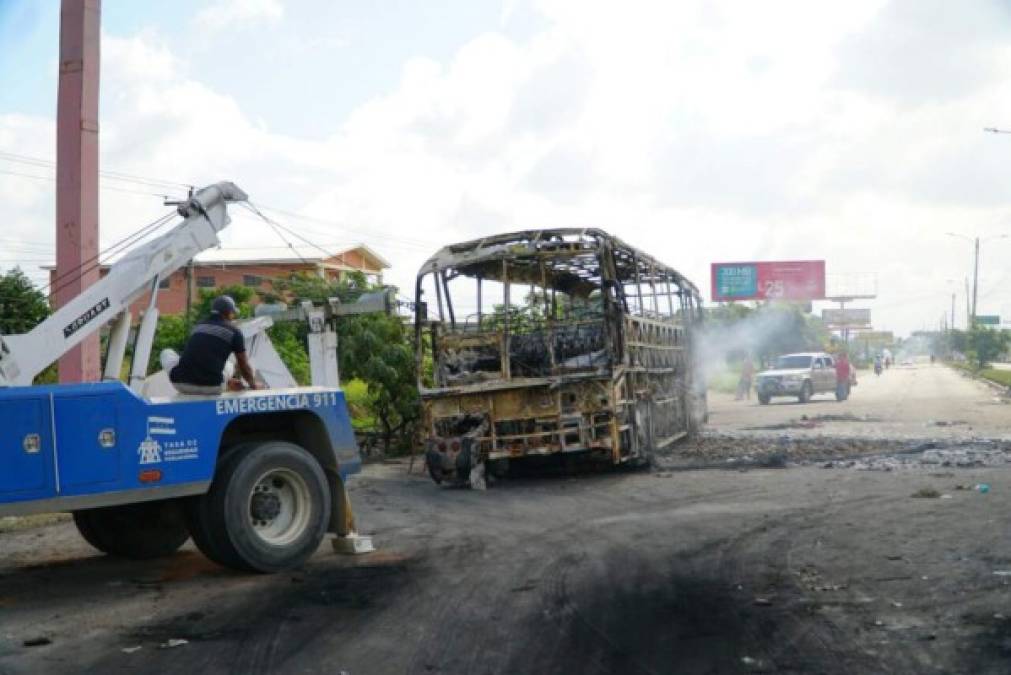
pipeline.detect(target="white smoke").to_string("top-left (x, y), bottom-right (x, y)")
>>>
top-left (693, 306), bottom-right (822, 383)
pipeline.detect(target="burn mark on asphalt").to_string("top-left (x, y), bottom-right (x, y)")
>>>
top-left (98, 555), bottom-right (417, 674)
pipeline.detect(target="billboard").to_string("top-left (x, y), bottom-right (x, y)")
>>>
top-left (711, 260), bottom-right (826, 302)
top-left (822, 308), bottom-right (871, 327)
top-left (977, 315), bottom-right (1000, 326)
top-left (855, 331), bottom-right (894, 344)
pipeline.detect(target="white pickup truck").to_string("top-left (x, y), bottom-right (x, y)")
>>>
top-left (755, 352), bottom-right (846, 404)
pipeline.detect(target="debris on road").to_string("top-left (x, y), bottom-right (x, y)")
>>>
top-left (158, 639), bottom-right (189, 649)
top-left (664, 432), bottom-right (1011, 471)
top-left (121, 646), bottom-right (143, 654)
top-left (22, 637), bottom-right (51, 648)
top-left (911, 488), bottom-right (941, 498)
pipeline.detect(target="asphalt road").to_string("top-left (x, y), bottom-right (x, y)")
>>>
top-left (708, 362), bottom-right (1011, 440)
top-left (2, 363), bottom-right (1010, 674)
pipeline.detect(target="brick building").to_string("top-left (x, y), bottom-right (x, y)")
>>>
top-left (46, 244), bottom-right (390, 316)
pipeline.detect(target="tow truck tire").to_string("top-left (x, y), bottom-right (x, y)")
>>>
top-left (187, 441), bottom-right (330, 573)
top-left (73, 500), bottom-right (190, 559)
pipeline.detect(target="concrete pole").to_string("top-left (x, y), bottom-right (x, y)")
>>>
top-left (965, 278), bottom-right (971, 329)
top-left (56, 0), bottom-right (101, 383)
top-left (971, 236), bottom-right (980, 326)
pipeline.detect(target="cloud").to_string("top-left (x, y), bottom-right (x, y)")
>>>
top-left (194, 0), bottom-right (284, 32)
top-left (834, 0), bottom-right (1011, 106)
top-left (4, 0), bottom-right (1011, 336)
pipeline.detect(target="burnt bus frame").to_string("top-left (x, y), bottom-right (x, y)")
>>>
top-left (414, 228), bottom-right (705, 468)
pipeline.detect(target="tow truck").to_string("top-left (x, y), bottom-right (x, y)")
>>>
top-left (0, 182), bottom-right (371, 573)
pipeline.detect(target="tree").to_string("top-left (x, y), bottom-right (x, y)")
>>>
top-left (967, 326), bottom-right (1009, 369)
top-left (0, 268), bottom-right (49, 335)
top-left (271, 271), bottom-right (420, 451)
top-left (339, 312), bottom-right (419, 452)
top-left (0, 268), bottom-right (56, 383)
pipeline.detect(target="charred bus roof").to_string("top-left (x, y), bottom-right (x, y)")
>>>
top-left (416, 228), bottom-right (702, 301)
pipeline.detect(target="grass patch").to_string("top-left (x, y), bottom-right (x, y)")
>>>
top-left (947, 361), bottom-right (1011, 388)
top-left (978, 368), bottom-right (1011, 387)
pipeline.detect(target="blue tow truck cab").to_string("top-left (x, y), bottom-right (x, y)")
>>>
top-left (0, 381), bottom-right (362, 572)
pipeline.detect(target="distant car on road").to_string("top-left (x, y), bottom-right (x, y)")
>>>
top-left (755, 352), bottom-right (840, 405)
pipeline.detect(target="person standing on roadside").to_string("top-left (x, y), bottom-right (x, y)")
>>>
top-left (736, 353), bottom-right (755, 401)
top-left (835, 351), bottom-right (852, 400)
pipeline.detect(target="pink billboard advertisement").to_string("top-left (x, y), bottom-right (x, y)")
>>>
top-left (711, 260), bottom-right (826, 302)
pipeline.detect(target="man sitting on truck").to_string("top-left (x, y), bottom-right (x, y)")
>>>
top-left (169, 295), bottom-right (260, 395)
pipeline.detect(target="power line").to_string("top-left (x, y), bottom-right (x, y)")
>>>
top-left (2, 152), bottom-right (444, 253)
top-left (242, 201), bottom-right (340, 260)
top-left (253, 203), bottom-right (441, 251)
top-left (45, 211), bottom-right (177, 299)
top-left (0, 150), bottom-right (192, 191)
top-left (0, 166), bottom-right (184, 199)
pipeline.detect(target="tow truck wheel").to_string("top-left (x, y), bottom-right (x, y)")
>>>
top-left (73, 500), bottom-right (190, 559)
top-left (187, 441), bottom-right (330, 573)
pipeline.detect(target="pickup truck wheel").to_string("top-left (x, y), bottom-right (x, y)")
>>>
top-left (798, 382), bottom-right (812, 404)
top-left (187, 441), bottom-right (330, 573)
top-left (73, 501), bottom-right (189, 559)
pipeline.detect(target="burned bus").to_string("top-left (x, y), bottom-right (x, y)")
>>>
top-left (415, 229), bottom-right (705, 486)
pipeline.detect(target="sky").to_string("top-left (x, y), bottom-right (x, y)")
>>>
top-left (2, 0), bottom-right (1011, 336)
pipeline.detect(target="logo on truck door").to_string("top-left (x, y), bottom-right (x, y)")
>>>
top-left (63, 297), bottom-right (111, 339)
top-left (138, 416), bottom-right (199, 465)
top-left (138, 416), bottom-right (175, 464)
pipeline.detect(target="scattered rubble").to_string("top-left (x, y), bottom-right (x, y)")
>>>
top-left (661, 431), bottom-right (1011, 472)
top-left (911, 488), bottom-right (941, 499)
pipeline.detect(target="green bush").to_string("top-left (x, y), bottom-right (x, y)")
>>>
top-left (343, 378), bottom-right (376, 430)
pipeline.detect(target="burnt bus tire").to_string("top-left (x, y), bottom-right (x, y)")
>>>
top-left (73, 500), bottom-right (190, 559)
top-left (187, 441), bottom-right (330, 573)
top-left (424, 448), bottom-right (445, 485)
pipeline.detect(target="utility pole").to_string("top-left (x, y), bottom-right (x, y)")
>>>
top-left (972, 236), bottom-right (980, 325)
top-left (951, 292), bottom-right (956, 331)
top-left (56, 0), bottom-right (101, 383)
top-left (966, 278), bottom-right (971, 328)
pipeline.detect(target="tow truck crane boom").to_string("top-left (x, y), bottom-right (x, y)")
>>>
top-left (0, 181), bottom-right (247, 387)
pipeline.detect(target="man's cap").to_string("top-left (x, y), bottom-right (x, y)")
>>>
top-left (211, 295), bottom-right (238, 315)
